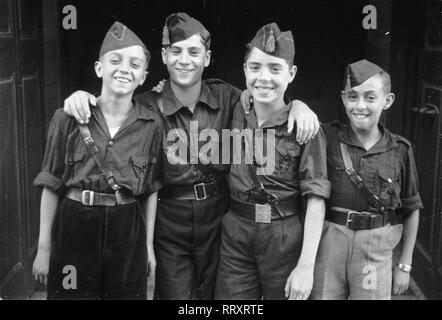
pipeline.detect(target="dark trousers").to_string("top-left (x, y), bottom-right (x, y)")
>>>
top-left (47, 198), bottom-right (147, 300)
top-left (154, 193), bottom-right (229, 300)
top-left (215, 211), bottom-right (303, 300)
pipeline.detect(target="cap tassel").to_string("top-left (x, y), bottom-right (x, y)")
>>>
top-left (265, 28), bottom-right (275, 53)
top-left (162, 25), bottom-right (170, 46)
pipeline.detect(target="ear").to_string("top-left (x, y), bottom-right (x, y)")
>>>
top-left (383, 92), bottom-right (395, 110)
top-left (161, 48), bottom-right (168, 65)
top-left (204, 49), bottom-right (211, 68)
top-left (340, 90), bottom-right (346, 105)
top-left (288, 65), bottom-right (297, 83)
top-left (139, 71), bottom-right (148, 87)
top-left (95, 61), bottom-right (103, 78)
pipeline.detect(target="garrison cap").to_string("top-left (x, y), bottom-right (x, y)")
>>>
top-left (99, 21), bottom-right (149, 59)
top-left (162, 12), bottom-right (211, 48)
top-left (251, 23), bottom-right (295, 63)
top-left (344, 59), bottom-right (384, 89)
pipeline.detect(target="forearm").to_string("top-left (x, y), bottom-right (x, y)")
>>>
top-left (399, 210), bottom-right (419, 265)
top-left (38, 188), bottom-right (59, 249)
top-left (297, 196), bottom-right (325, 268)
top-left (145, 192), bottom-right (158, 246)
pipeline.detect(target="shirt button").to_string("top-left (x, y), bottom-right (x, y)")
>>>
top-left (108, 141), bottom-right (114, 147)
top-left (256, 130), bottom-right (263, 138)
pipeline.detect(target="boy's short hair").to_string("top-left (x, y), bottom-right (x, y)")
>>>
top-left (377, 71), bottom-right (392, 94)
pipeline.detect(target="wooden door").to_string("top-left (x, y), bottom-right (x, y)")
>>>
top-left (0, 0), bottom-right (45, 298)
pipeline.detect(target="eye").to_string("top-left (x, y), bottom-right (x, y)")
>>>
top-left (248, 64), bottom-right (259, 72)
top-left (190, 50), bottom-right (200, 56)
top-left (367, 95), bottom-right (376, 102)
top-left (110, 59), bottom-right (120, 64)
top-left (131, 62), bottom-right (141, 68)
top-left (271, 67), bottom-right (281, 73)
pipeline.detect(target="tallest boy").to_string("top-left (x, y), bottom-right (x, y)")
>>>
top-left (64, 13), bottom-right (318, 300)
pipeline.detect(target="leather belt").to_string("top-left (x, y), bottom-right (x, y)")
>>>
top-left (230, 197), bottom-right (299, 224)
top-left (326, 207), bottom-right (402, 230)
top-left (159, 179), bottom-right (227, 201)
top-left (66, 188), bottom-right (136, 207)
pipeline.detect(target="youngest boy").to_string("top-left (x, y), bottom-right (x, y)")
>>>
top-left (32, 22), bottom-right (163, 299)
top-left (312, 60), bottom-right (422, 300)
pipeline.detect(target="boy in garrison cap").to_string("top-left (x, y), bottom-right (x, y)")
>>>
top-left (62, 13), bottom-right (319, 300)
top-left (215, 23), bottom-right (330, 300)
top-left (32, 22), bottom-right (163, 299)
top-left (311, 59), bottom-right (422, 300)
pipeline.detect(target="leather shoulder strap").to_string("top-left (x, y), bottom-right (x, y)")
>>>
top-left (340, 142), bottom-right (389, 212)
top-left (77, 124), bottom-right (119, 192)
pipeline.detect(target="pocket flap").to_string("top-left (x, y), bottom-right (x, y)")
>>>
top-left (377, 168), bottom-right (395, 183)
top-left (131, 156), bottom-right (149, 170)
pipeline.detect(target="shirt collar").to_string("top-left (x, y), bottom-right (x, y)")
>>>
top-left (339, 121), bottom-right (398, 154)
top-left (246, 103), bottom-right (291, 129)
top-left (161, 80), bottom-right (219, 116)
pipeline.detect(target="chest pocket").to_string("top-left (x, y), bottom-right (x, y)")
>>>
top-left (130, 156), bottom-right (150, 195)
top-left (274, 136), bottom-right (301, 181)
top-left (376, 167), bottom-right (400, 209)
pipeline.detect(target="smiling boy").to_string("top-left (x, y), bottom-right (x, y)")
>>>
top-left (311, 59), bottom-right (422, 300)
top-left (32, 22), bottom-right (163, 299)
top-left (215, 23), bottom-right (330, 300)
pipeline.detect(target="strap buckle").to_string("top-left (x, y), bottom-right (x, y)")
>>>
top-left (346, 211), bottom-right (360, 228)
top-left (81, 190), bottom-right (95, 206)
top-left (194, 183), bottom-right (208, 201)
top-left (255, 204), bottom-right (272, 224)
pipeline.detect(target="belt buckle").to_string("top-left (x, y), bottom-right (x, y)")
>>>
top-left (81, 190), bottom-right (95, 206)
top-left (346, 211), bottom-right (359, 228)
top-left (255, 204), bottom-right (272, 224)
top-left (194, 183), bottom-right (208, 201)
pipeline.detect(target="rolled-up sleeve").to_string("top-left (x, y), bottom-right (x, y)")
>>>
top-left (299, 127), bottom-right (331, 199)
top-left (399, 145), bottom-right (423, 213)
top-left (33, 109), bottom-right (69, 196)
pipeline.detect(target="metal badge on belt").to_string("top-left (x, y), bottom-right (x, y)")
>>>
top-left (255, 204), bottom-right (272, 224)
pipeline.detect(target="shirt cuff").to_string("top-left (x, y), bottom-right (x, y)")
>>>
top-left (400, 193), bottom-right (424, 213)
top-left (300, 178), bottom-right (331, 199)
top-left (33, 172), bottom-right (66, 196)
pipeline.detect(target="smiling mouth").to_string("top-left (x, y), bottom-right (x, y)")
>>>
top-left (176, 68), bottom-right (194, 74)
top-left (114, 77), bottom-right (131, 84)
top-left (352, 113), bottom-right (370, 119)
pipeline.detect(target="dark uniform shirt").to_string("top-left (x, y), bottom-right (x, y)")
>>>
top-left (324, 121), bottom-right (423, 214)
top-left (135, 79), bottom-right (241, 186)
top-left (229, 103), bottom-right (331, 203)
top-left (34, 101), bottom-right (163, 197)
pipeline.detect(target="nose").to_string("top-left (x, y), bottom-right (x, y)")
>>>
top-left (258, 67), bottom-right (271, 82)
top-left (178, 52), bottom-right (190, 65)
top-left (119, 59), bottom-right (130, 73)
top-left (355, 97), bottom-right (367, 110)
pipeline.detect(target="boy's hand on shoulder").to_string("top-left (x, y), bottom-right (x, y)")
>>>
top-left (285, 264), bottom-right (314, 300)
top-left (393, 267), bottom-right (410, 295)
top-left (32, 246), bottom-right (51, 285)
top-left (63, 91), bottom-right (96, 124)
top-left (288, 100), bottom-right (320, 145)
